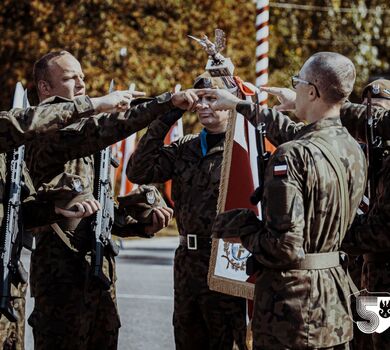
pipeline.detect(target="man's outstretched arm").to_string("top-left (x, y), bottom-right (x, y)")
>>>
top-left (340, 102), bottom-right (390, 142)
top-left (0, 90), bottom-right (141, 153)
top-left (197, 88), bottom-right (304, 147)
top-left (0, 95), bottom-right (94, 153)
top-left (31, 90), bottom-right (200, 165)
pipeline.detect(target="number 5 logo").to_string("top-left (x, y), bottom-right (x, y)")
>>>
top-left (350, 291), bottom-right (390, 334)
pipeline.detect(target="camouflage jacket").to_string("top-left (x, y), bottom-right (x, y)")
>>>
top-left (26, 93), bottom-right (174, 203)
top-left (340, 102), bottom-right (390, 143)
top-left (0, 97), bottom-right (94, 297)
top-left (340, 103), bottom-right (390, 254)
top-left (25, 93), bottom-right (177, 295)
top-left (216, 103), bottom-right (367, 348)
top-left (0, 158), bottom-right (62, 232)
top-left (0, 96), bottom-right (93, 154)
top-left (0, 96), bottom-right (94, 233)
top-left (126, 109), bottom-right (223, 240)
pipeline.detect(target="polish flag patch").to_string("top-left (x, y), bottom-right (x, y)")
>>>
top-left (273, 164), bottom-right (288, 177)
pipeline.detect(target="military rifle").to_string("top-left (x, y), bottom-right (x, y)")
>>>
top-left (91, 80), bottom-right (120, 290)
top-left (365, 88), bottom-right (384, 207)
top-left (247, 91), bottom-right (270, 276)
top-left (250, 91), bottom-right (271, 207)
top-left (0, 84), bottom-right (29, 321)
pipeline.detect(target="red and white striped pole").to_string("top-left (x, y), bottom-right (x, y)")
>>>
top-left (255, 0), bottom-right (269, 106)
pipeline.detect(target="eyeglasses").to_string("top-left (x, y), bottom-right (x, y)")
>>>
top-left (291, 75), bottom-right (321, 98)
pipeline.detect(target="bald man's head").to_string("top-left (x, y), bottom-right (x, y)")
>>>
top-left (302, 52), bottom-right (356, 105)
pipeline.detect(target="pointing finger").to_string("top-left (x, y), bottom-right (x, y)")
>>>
top-left (261, 87), bottom-right (284, 96)
top-left (132, 91), bottom-right (146, 97)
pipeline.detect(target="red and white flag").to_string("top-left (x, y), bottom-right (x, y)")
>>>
top-left (208, 89), bottom-right (275, 300)
top-left (220, 110), bottom-right (261, 217)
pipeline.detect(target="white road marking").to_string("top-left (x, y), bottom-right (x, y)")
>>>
top-left (117, 293), bottom-right (173, 301)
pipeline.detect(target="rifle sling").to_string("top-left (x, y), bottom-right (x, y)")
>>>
top-left (51, 223), bottom-right (118, 256)
top-left (308, 137), bottom-right (350, 243)
top-left (51, 223), bottom-right (78, 252)
top-left (306, 137), bottom-right (358, 294)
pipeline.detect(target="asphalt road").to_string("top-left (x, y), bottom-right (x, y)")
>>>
top-left (22, 236), bottom-right (178, 350)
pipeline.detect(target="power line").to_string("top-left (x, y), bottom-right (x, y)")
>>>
top-left (269, 2), bottom-right (390, 15)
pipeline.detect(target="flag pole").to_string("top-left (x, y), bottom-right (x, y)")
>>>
top-left (255, 0), bottom-right (269, 107)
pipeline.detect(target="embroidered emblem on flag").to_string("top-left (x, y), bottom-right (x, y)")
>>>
top-left (273, 164), bottom-right (288, 176)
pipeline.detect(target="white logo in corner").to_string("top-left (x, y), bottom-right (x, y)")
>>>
top-left (350, 290), bottom-right (390, 334)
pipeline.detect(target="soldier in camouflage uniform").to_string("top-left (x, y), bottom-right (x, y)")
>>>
top-left (258, 78), bottom-right (390, 350)
top-left (126, 73), bottom-right (248, 350)
top-left (26, 50), bottom-right (196, 350)
top-left (339, 79), bottom-right (390, 350)
top-left (0, 97), bottom-right (112, 350)
top-left (209, 52), bottom-right (367, 349)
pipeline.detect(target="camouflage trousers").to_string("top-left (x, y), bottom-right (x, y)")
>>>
top-left (0, 282), bottom-right (27, 350)
top-left (253, 336), bottom-right (350, 350)
top-left (28, 280), bottom-right (120, 350)
top-left (28, 230), bottom-right (120, 349)
top-left (173, 246), bottom-right (248, 350)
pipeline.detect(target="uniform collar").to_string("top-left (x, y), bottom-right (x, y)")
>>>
top-left (199, 128), bottom-right (225, 157)
top-left (185, 132), bottom-right (225, 157)
top-left (295, 116), bottom-right (342, 139)
top-left (39, 95), bottom-right (74, 106)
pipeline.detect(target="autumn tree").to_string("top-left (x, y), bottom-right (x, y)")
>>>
top-left (0, 0), bottom-right (389, 113)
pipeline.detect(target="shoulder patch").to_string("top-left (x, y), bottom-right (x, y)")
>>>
top-left (273, 163), bottom-right (288, 177)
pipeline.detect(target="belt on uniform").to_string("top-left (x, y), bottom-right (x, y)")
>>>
top-left (270, 251), bottom-right (359, 294)
top-left (179, 234), bottom-right (211, 250)
top-left (363, 253), bottom-right (390, 264)
top-left (284, 251), bottom-right (341, 270)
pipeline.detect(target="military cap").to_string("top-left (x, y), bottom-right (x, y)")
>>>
top-left (117, 185), bottom-right (167, 225)
top-left (193, 72), bottom-right (227, 89)
top-left (193, 71), bottom-right (252, 98)
top-left (362, 79), bottom-right (390, 100)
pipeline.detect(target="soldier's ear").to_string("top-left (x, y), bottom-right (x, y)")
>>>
top-left (37, 80), bottom-right (51, 97)
top-left (308, 86), bottom-right (316, 101)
